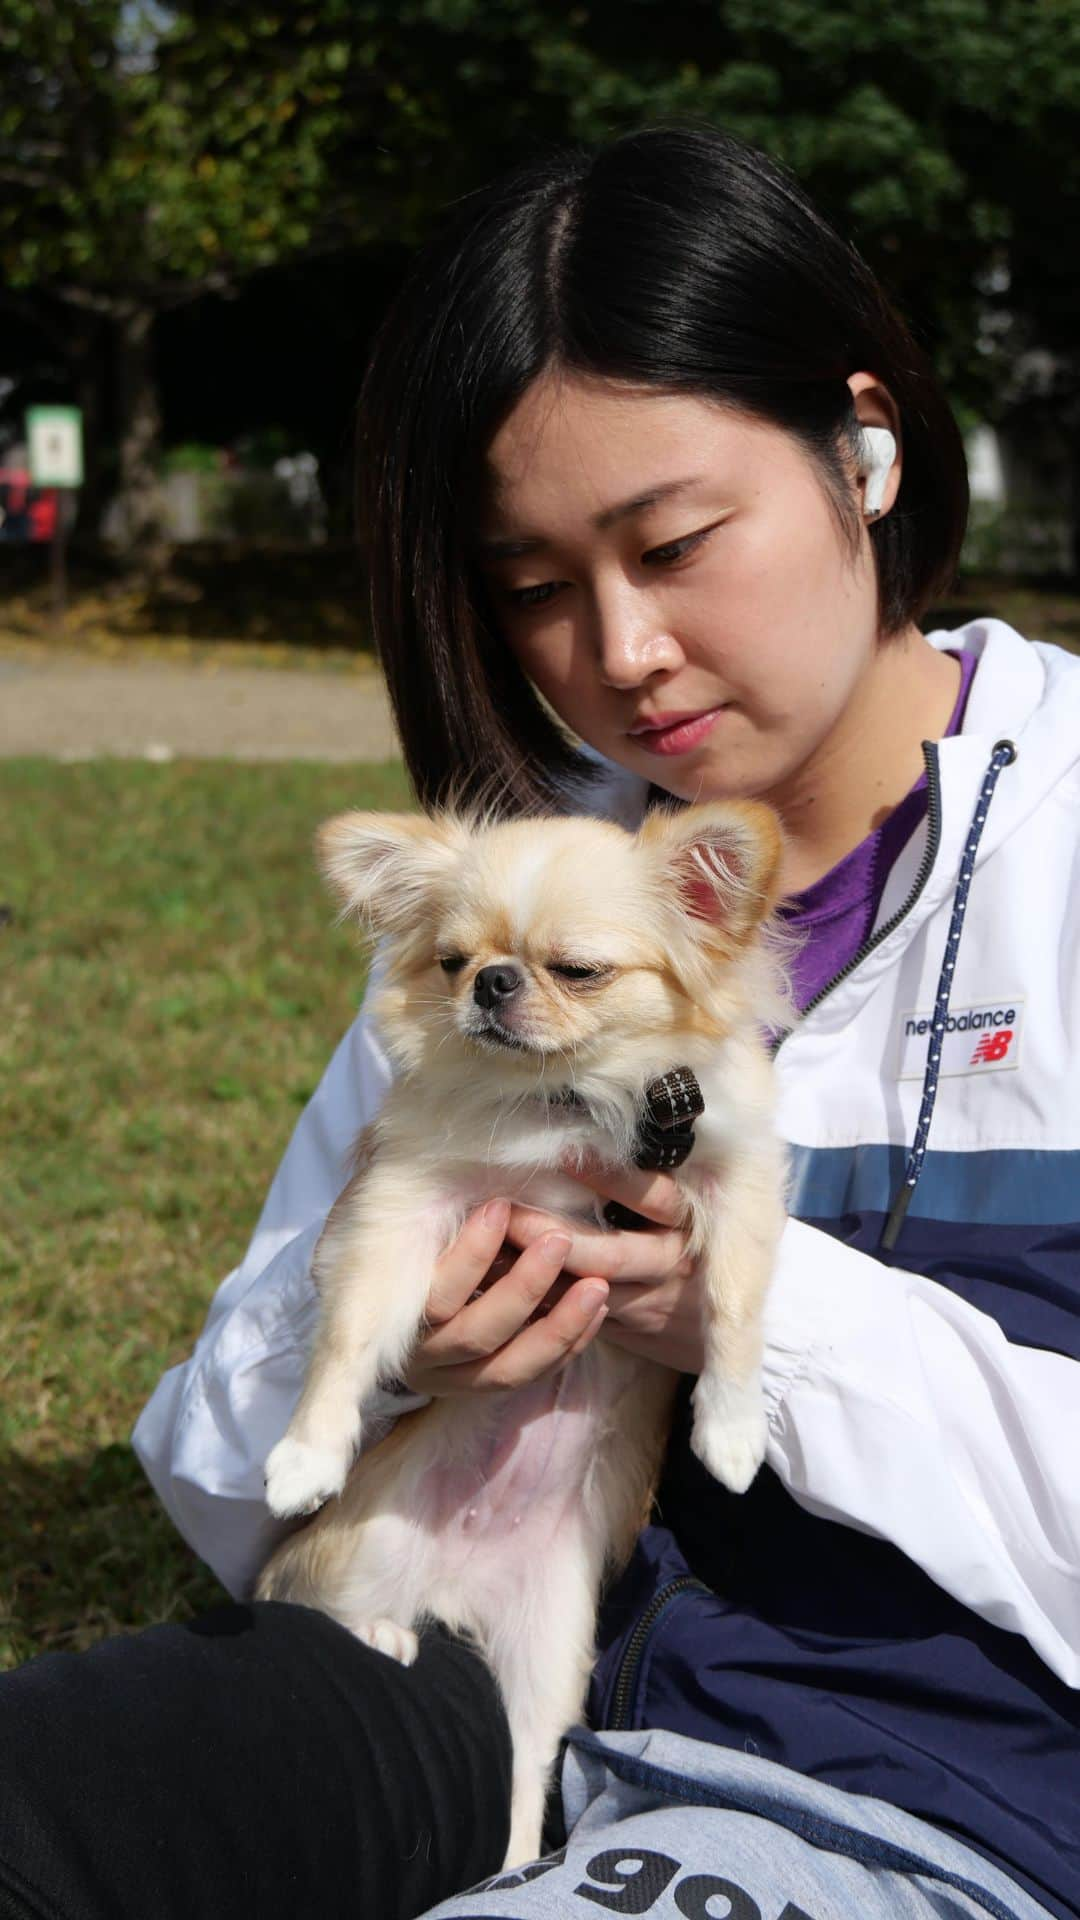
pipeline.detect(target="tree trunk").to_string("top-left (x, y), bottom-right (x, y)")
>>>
top-left (72, 315), bottom-right (108, 547)
top-left (108, 301), bottom-right (170, 579)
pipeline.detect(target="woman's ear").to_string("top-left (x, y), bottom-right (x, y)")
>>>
top-left (315, 811), bottom-right (468, 933)
top-left (638, 800), bottom-right (784, 947)
top-left (847, 370), bottom-right (902, 521)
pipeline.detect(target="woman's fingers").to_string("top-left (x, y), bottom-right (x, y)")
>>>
top-left (425, 1199), bottom-right (511, 1327)
top-left (561, 1153), bottom-right (688, 1228)
top-left (417, 1276), bottom-right (610, 1394)
top-left (506, 1202), bottom-right (686, 1281)
top-left (405, 1171), bottom-right (691, 1398)
top-left (420, 1229), bottom-right (574, 1362)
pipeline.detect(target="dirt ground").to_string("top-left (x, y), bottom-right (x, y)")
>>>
top-left (0, 647), bottom-right (399, 762)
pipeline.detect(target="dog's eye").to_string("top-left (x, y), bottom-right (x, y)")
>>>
top-left (547, 962), bottom-right (609, 983)
top-left (439, 953), bottom-right (468, 975)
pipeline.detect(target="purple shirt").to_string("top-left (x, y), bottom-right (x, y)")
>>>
top-left (778, 650), bottom-right (977, 1014)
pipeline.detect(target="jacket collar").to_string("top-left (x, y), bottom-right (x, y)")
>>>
top-left (805, 619), bottom-right (1079, 1035)
top-left (580, 617), bottom-right (1080, 1039)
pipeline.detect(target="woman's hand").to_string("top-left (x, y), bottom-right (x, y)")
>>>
top-left (401, 1200), bottom-right (610, 1396)
top-left (517, 1153), bottom-right (706, 1375)
top-left (401, 1158), bottom-right (705, 1396)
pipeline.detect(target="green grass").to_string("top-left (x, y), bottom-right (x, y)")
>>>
top-left (0, 757), bottom-right (411, 1668)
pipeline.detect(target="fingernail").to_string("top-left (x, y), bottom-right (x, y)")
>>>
top-left (544, 1232), bottom-right (572, 1262)
top-left (483, 1199), bottom-right (509, 1229)
top-left (580, 1282), bottom-right (608, 1315)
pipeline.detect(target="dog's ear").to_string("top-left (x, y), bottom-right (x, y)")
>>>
top-left (315, 811), bottom-right (468, 934)
top-left (637, 800), bottom-right (784, 946)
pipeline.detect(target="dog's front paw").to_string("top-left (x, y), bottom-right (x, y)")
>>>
top-left (353, 1617), bottom-right (420, 1666)
top-left (690, 1373), bottom-right (767, 1494)
top-left (264, 1435), bottom-right (350, 1517)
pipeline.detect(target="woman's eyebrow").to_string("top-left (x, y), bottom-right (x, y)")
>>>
top-left (476, 474), bottom-right (707, 559)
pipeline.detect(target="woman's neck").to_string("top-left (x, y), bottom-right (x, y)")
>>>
top-left (768, 627), bottom-right (963, 897)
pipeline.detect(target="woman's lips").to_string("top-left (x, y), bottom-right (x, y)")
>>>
top-left (629, 707), bottom-right (726, 756)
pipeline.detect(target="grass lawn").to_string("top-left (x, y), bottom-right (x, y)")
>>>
top-left (0, 757), bottom-right (411, 1669)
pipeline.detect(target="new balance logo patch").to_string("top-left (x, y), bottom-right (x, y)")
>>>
top-left (970, 1029), bottom-right (1014, 1065)
top-left (897, 998), bottom-right (1024, 1080)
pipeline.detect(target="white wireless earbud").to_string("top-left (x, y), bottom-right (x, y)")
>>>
top-left (854, 425), bottom-right (897, 516)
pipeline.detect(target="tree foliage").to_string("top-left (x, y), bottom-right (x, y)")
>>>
top-left (2, 1), bottom-right (359, 306)
top-left (3, 0), bottom-right (1079, 549)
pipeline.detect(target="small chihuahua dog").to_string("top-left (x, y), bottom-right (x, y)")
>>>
top-left (258, 799), bottom-right (788, 1869)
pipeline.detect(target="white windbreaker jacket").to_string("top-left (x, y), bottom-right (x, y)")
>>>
top-left (133, 617), bottom-right (1080, 1688)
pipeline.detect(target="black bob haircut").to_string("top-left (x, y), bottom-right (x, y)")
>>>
top-left (355, 121), bottom-right (969, 815)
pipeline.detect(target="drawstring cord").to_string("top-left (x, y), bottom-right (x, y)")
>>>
top-left (880, 739), bottom-right (1018, 1253)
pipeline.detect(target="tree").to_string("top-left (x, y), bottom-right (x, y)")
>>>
top-left (0, 1), bottom-right (368, 553)
top-left (4, 1), bottom-right (1080, 570)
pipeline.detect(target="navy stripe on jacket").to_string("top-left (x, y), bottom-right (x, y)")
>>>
top-left (789, 1142), bottom-right (1080, 1358)
top-left (590, 1162), bottom-right (1080, 1920)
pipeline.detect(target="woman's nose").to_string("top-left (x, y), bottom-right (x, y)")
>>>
top-left (592, 586), bottom-right (684, 688)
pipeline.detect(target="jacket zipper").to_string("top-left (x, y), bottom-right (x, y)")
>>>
top-left (609, 746), bottom-right (946, 1732)
top-left (608, 1575), bottom-right (711, 1730)
top-left (770, 741), bottom-right (943, 1058)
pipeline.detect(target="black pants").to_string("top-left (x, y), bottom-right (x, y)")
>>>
top-left (0, 1602), bottom-right (514, 1920)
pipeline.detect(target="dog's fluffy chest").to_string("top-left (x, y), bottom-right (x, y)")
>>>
top-left (394, 1080), bottom-right (739, 1228)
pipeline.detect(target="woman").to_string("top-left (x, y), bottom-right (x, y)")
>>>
top-left (5, 124), bottom-right (1078, 1920)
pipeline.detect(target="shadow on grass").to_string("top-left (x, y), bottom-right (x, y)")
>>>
top-left (1, 1443), bottom-right (226, 1670)
top-left (2, 541), bottom-right (375, 655)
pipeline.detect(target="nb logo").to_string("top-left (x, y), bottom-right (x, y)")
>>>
top-left (898, 998), bottom-right (1023, 1080)
top-left (970, 1029), bottom-right (1013, 1065)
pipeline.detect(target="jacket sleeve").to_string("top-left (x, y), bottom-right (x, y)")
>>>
top-left (761, 1216), bottom-right (1080, 1687)
top-left (131, 959), bottom-right (429, 1602)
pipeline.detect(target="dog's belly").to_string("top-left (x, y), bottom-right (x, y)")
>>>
top-left (304, 1345), bottom-right (664, 1639)
top-left (414, 1369), bottom-right (597, 1549)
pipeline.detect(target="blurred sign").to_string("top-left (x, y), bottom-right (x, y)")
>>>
top-left (27, 406), bottom-right (84, 488)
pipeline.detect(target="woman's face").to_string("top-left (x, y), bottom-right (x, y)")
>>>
top-left (476, 372), bottom-right (891, 809)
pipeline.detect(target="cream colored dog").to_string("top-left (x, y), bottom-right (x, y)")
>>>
top-left (258, 800), bottom-right (788, 1868)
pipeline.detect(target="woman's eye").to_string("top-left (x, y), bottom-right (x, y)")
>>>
top-left (503, 580), bottom-right (562, 610)
top-left (643, 526), bottom-right (714, 566)
top-left (439, 953), bottom-right (467, 974)
top-left (501, 523), bottom-right (720, 606)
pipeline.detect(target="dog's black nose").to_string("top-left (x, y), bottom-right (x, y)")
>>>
top-left (474, 964), bottom-right (523, 1010)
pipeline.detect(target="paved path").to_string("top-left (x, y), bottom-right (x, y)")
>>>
top-left (0, 650), bottom-right (400, 762)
